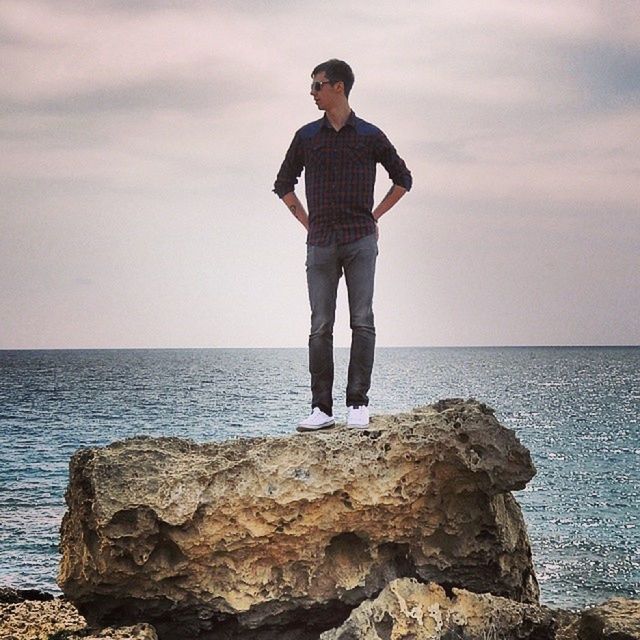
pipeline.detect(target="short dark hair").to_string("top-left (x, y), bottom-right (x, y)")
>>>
top-left (311, 59), bottom-right (355, 98)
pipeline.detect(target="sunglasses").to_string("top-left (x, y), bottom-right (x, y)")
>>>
top-left (311, 80), bottom-right (333, 92)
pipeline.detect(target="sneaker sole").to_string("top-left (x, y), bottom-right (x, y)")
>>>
top-left (296, 420), bottom-right (336, 432)
top-left (347, 423), bottom-right (370, 429)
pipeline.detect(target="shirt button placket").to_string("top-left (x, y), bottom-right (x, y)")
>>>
top-left (329, 135), bottom-right (338, 238)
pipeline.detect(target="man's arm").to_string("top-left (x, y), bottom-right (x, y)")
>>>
top-left (273, 131), bottom-right (309, 231)
top-left (281, 191), bottom-right (309, 231)
top-left (372, 130), bottom-right (412, 230)
top-left (372, 184), bottom-right (407, 222)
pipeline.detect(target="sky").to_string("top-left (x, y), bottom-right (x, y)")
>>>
top-left (1, 0), bottom-right (639, 348)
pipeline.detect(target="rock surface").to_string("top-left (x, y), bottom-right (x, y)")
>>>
top-left (319, 578), bottom-right (556, 640)
top-left (0, 597), bottom-right (85, 640)
top-left (579, 599), bottom-right (640, 640)
top-left (71, 623), bottom-right (159, 640)
top-left (0, 596), bottom-right (158, 639)
top-left (59, 398), bottom-right (538, 638)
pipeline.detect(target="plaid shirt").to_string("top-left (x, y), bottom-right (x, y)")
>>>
top-left (273, 111), bottom-right (412, 246)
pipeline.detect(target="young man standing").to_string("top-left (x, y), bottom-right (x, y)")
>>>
top-left (273, 59), bottom-right (412, 430)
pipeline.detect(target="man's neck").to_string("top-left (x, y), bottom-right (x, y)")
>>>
top-left (325, 103), bottom-right (352, 131)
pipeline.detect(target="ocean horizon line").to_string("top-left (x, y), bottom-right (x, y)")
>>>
top-left (1, 344), bottom-right (638, 352)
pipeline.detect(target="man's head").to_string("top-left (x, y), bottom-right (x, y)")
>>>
top-left (310, 58), bottom-right (355, 99)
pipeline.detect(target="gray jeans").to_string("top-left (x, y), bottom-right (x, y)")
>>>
top-left (305, 233), bottom-right (378, 415)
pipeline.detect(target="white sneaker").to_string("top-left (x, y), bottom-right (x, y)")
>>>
top-left (347, 405), bottom-right (370, 428)
top-left (297, 407), bottom-right (335, 432)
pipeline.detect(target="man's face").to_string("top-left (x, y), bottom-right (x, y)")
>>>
top-left (310, 71), bottom-right (340, 110)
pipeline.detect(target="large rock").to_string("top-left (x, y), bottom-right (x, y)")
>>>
top-left (320, 578), bottom-right (556, 640)
top-left (58, 398), bottom-right (538, 638)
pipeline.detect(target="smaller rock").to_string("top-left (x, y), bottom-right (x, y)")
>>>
top-left (0, 598), bottom-right (86, 640)
top-left (0, 597), bottom-right (157, 640)
top-left (0, 587), bottom-right (54, 604)
top-left (320, 578), bottom-right (555, 640)
top-left (579, 599), bottom-right (640, 640)
top-left (554, 609), bottom-right (582, 640)
top-left (66, 623), bottom-right (158, 639)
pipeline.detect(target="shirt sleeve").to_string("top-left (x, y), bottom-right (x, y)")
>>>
top-left (273, 131), bottom-right (304, 198)
top-left (374, 131), bottom-right (413, 191)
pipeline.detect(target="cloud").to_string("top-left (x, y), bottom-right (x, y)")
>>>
top-left (0, 0), bottom-right (280, 104)
top-left (408, 106), bottom-right (640, 208)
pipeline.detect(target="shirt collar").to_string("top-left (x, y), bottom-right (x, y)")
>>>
top-left (321, 110), bottom-right (357, 130)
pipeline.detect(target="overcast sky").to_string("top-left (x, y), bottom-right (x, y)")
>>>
top-left (1, 0), bottom-right (638, 348)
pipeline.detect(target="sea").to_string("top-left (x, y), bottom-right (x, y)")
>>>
top-left (0, 347), bottom-right (638, 610)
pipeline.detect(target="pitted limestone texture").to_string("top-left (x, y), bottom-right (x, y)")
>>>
top-left (320, 578), bottom-right (556, 640)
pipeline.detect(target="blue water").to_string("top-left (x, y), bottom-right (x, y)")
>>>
top-left (0, 347), bottom-right (638, 609)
